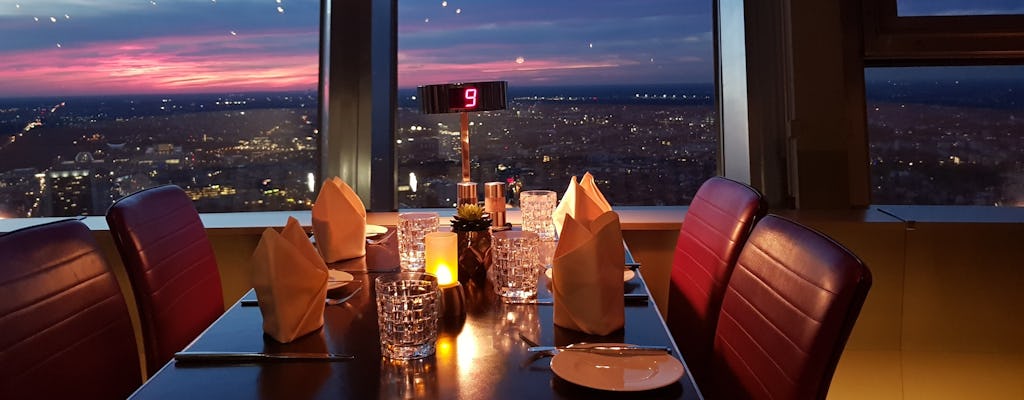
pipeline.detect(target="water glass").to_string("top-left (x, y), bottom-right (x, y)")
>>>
top-left (397, 212), bottom-right (439, 271)
top-left (375, 273), bottom-right (439, 360)
top-left (519, 190), bottom-right (557, 265)
top-left (489, 230), bottom-right (541, 302)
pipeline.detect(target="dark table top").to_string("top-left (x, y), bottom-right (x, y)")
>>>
top-left (130, 228), bottom-right (703, 399)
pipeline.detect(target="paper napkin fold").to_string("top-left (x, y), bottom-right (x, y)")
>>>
top-left (552, 172), bottom-right (612, 237)
top-left (251, 217), bottom-right (328, 343)
top-left (312, 177), bottom-right (367, 262)
top-left (551, 211), bottom-right (625, 336)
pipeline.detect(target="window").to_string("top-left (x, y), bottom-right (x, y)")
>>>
top-left (866, 66), bottom-right (1024, 206)
top-left (0, 1), bottom-right (320, 218)
top-left (863, 0), bottom-right (1024, 206)
top-left (395, 1), bottom-right (717, 208)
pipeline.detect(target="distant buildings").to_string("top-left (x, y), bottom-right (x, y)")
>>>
top-left (0, 83), bottom-right (1021, 217)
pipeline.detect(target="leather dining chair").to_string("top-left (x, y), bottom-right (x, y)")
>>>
top-left (666, 176), bottom-right (766, 388)
top-left (106, 184), bottom-right (224, 375)
top-left (711, 214), bottom-right (872, 400)
top-left (0, 219), bottom-right (142, 399)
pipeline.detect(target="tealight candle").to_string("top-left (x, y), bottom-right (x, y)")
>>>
top-left (424, 231), bottom-right (458, 287)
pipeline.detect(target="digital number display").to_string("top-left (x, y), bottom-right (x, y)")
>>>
top-left (419, 81), bottom-right (507, 114)
top-left (449, 87), bottom-right (478, 109)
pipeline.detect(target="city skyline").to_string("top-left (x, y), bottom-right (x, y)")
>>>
top-left (0, 77), bottom-right (1021, 219)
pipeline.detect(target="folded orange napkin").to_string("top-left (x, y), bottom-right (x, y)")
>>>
top-left (312, 177), bottom-right (367, 262)
top-left (251, 216), bottom-right (328, 343)
top-left (551, 210), bottom-right (625, 336)
top-left (552, 172), bottom-right (612, 237)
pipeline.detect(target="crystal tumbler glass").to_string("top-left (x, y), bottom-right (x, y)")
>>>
top-left (489, 230), bottom-right (541, 302)
top-left (519, 190), bottom-right (557, 266)
top-left (375, 273), bottom-right (439, 360)
top-left (397, 212), bottom-right (439, 271)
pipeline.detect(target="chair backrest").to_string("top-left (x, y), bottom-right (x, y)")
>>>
top-left (667, 176), bottom-right (766, 387)
top-left (106, 184), bottom-right (224, 374)
top-left (0, 219), bottom-right (142, 399)
top-left (711, 215), bottom-right (872, 400)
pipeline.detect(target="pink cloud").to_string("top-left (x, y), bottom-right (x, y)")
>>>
top-left (397, 47), bottom-right (639, 88)
top-left (0, 30), bottom-right (317, 97)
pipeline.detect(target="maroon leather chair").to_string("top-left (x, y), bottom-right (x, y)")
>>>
top-left (711, 215), bottom-right (872, 400)
top-left (667, 176), bottom-right (766, 388)
top-left (0, 219), bottom-right (141, 399)
top-left (106, 185), bottom-right (224, 374)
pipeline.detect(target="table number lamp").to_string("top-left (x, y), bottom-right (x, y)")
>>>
top-left (418, 81), bottom-right (508, 206)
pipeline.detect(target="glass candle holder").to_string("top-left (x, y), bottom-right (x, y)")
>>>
top-left (424, 231), bottom-right (458, 287)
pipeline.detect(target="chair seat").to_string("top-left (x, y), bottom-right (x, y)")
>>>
top-left (106, 184), bottom-right (225, 375)
top-left (0, 219), bottom-right (142, 399)
top-left (711, 215), bottom-right (872, 400)
top-left (667, 176), bottom-right (766, 388)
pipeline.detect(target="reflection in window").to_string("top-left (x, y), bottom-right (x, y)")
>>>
top-left (866, 66), bottom-right (1024, 206)
top-left (396, 1), bottom-right (717, 208)
top-left (897, 0), bottom-right (1024, 16)
top-left (0, 2), bottom-right (319, 218)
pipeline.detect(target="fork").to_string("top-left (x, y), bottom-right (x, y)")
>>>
top-left (325, 286), bottom-right (363, 306)
top-left (518, 333), bottom-right (556, 365)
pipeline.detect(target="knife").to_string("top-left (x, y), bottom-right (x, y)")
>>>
top-left (527, 344), bottom-right (671, 356)
top-left (174, 351), bottom-right (355, 363)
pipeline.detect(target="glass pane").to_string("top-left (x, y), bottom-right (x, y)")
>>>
top-left (0, 1), bottom-right (320, 218)
top-left (865, 66), bottom-right (1024, 206)
top-left (397, 0), bottom-right (716, 208)
top-left (898, 0), bottom-right (1024, 16)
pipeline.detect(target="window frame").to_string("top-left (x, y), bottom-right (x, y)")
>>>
top-left (863, 0), bottom-right (1024, 65)
top-left (322, 0), bottom-right (398, 212)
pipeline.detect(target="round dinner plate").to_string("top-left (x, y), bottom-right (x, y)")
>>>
top-left (549, 343), bottom-right (685, 391)
top-left (545, 268), bottom-right (635, 282)
top-left (365, 224), bottom-right (388, 237)
top-left (327, 269), bottom-right (354, 290)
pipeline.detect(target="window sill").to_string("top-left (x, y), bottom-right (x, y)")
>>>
top-left (0, 206), bottom-right (689, 235)
top-left (3, 205), bottom-right (1022, 235)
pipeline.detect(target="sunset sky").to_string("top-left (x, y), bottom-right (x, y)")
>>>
top-left (0, 0), bottom-right (1020, 98)
top-left (0, 0), bottom-right (713, 97)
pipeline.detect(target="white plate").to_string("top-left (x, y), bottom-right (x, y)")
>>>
top-left (545, 268), bottom-right (635, 282)
top-left (550, 343), bottom-right (685, 391)
top-left (365, 224), bottom-right (388, 237)
top-left (327, 270), bottom-right (354, 290)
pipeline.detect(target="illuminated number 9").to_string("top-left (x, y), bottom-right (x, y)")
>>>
top-left (464, 88), bottom-right (478, 108)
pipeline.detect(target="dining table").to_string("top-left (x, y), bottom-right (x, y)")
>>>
top-left (129, 227), bottom-right (704, 399)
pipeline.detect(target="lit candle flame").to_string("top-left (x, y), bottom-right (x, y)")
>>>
top-left (435, 263), bottom-right (455, 286)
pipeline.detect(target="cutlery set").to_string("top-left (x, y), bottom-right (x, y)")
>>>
top-left (527, 344), bottom-right (672, 356)
top-left (530, 292), bottom-right (649, 305)
top-left (173, 343), bottom-right (670, 365)
top-left (174, 352), bottom-right (354, 364)
top-left (240, 281), bottom-right (362, 307)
